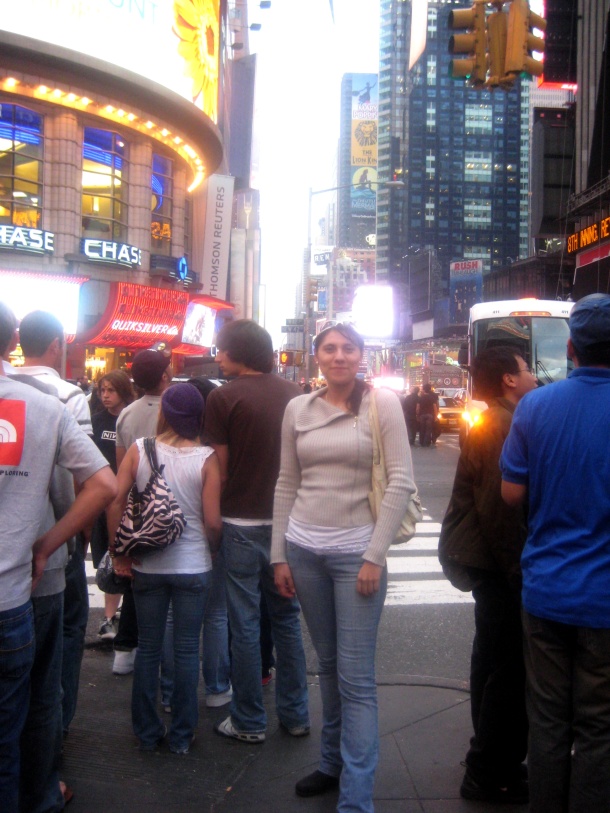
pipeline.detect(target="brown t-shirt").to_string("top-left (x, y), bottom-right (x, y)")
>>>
top-left (204, 374), bottom-right (302, 520)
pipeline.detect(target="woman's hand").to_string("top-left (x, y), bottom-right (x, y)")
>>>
top-left (274, 563), bottom-right (297, 599)
top-left (112, 555), bottom-right (138, 579)
top-left (357, 561), bottom-right (383, 596)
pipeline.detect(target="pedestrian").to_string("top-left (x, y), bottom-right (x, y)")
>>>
top-left (0, 301), bottom-right (117, 812)
top-left (417, 383), bottom-right (438, 447)
top-left (204, 319), bottom-right (309, 744)
top-left (272, 323), bottom-right (417, 811)
top-left (17, 310), bottom-right (94, 740)
top-left (501, 293), bottom-right (610, 813)
top-left (439, 346), bottom-right (537, 804)
top-left (402, 385), bottom-right (420, 445)
top-left (107, 383), bottom-right (222, 754)
top-left (112, 347), bottom-right (173, 675)
top-left (90, 370), bottom-right (135, 641)
top-left (160, 377), bottom-right (233, 711)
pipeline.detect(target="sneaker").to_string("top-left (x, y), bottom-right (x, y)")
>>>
top-left (295, 770), bottom-right (340, 797)
top-left (163, 705), bottom-right (172, 714)
top-left (98, 616), bottom-right (118, 640)
top-left (261, 669), bottom-right (274, 687)
top-left (280, 721), bottom-right (311, 737)
top-left (170, 734), bottom-right (196, 755)
top-left (460, 769), bottom-right (529, 804)
top-left (214, 716), bottom-right (265, 744)
top-left (205, 686), bottom-right (233, 708)
top-left (113, 648), bottom-right (137, 675)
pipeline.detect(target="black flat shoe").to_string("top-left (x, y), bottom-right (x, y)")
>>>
top-left (295, 770), bottom-right (340, 797)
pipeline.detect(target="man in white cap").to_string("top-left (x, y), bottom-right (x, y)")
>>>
top-left (501, 293), bottom-right (610, 813)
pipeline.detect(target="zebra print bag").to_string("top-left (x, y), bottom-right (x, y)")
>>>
top-left (113, 437), bottom-right (186, 557)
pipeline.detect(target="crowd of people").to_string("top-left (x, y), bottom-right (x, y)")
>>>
top-left (2, 295), bottom-right (610, 813)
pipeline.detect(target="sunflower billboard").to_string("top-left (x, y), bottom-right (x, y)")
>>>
top-left (350, 74), bottom-right (378, 215)
top-left (0, 0), bottom-right (220, 122)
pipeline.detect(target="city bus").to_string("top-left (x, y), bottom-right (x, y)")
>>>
top-left (458, 299), bottom-right (574, 442)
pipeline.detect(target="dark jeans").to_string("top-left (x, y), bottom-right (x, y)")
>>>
top-left (20, 593), bottom-right (64, 813)
top-left (465, 573), bottom-right (527, 786)
top-left (0, 601), bottom-right (35, 813)
top-left (62, 543), bottom-right (89, 733)
top-left (523, 610), bottom-right (610, 813)
top-left (419, 414), bottom-right (434, 446)
top-left (260, 592), bottom-right (275, 677)
top-left (114, 582), bottom-right (138, 651)
top-left (405, 417), bottom-right (419, 446)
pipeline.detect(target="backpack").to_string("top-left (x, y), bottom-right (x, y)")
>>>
top-left (113, 437), bottom-right (186, 557)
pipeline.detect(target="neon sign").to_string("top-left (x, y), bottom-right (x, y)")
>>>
top-left (0, 226), bottom-right (54, 254)
top-left (81, 239), bottom-right (142, 267)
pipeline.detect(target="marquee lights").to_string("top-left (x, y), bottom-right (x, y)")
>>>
top-left (0, 74), bottom-right (207, 191)
top-left (85, 282), bottom-right (191, 349)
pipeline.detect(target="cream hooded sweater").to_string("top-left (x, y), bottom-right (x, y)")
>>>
top-left (271, 386), bottom-right (417, 567)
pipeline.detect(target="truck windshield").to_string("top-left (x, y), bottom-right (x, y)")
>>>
top-left (473, 316), bottom-right (572, 385)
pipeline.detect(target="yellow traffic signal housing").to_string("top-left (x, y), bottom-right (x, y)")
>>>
top-left (505, 0), bottom-right (546, 80)
top-left (486, 8), bottom-right (508, 88)
top-left (294, 352), bottom-right (304, 366)
top-left (449, 2), bottom-right (487, 87)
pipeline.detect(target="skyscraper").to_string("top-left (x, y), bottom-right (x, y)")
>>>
top-left (377, 0), bottom-right (528, 337)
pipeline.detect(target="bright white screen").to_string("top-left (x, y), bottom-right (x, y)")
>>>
top-left (352, 285), bottom-right (394, 338)
top-left (3, 273), bottom-right (81, 335)
top-left (182, 302), bottom-right (216, 347)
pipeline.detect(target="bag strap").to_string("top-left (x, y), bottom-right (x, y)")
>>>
top-left (143, 437), bottom-right (162, 476)
top-left (368, 390), bottom-right (382, 466)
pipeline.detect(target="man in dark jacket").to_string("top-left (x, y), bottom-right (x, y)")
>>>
top-left (438, 347), bottom-right (537, 804)
top-left (402, 386), bottom-right (420, 445)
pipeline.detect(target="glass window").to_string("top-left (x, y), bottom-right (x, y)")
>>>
top-left (463, 198), bottom-right (492, 228)
top-left (151, 153), bottom-right (173, 256)
top-left (465, 152), bottom-right (492, 183)
top-left (465, 104), bottom-right (492, 135)
top-left (0, 104), bottom-right (43, 228)
top-left (82, 127), bottom-right (128, 241)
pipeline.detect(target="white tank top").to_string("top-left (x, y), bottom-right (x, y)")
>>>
top-left (132, 438), bottom-right (215, 575)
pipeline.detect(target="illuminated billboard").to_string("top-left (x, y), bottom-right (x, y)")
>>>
top-left (350, 74), bottom-right (378, 217)
top-left (0, 0), bottom-right (219, 122)
top-left (182, 301), bottom-right (217, 348)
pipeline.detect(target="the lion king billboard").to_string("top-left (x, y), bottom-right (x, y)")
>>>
top-left (350, 73), bottom-right (378, 216)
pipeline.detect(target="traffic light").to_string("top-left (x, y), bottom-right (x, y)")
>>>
top-left (504, 0), bottom-right (546, 80)
top-left (279, 350), bottom-right (295, 366)
top-left (486, 6), bottom-right (508, 88)
top-left (448, 2), bottom-right (487, 87)
top-left (308, 277), bottom-right (319, 303)
top-left (294, 351), bottom-right (304, 367)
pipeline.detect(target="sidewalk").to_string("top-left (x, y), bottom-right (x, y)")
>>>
top-left (61, 608), bottom-right (526, 812)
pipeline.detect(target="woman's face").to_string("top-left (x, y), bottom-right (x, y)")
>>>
top-left (315, 329), bottom-right (362, 387)
top-left (99, 379), bottom-right (124, 415)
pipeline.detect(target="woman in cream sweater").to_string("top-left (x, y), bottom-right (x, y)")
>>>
top-left (272, 323), bottom-right (417, 813)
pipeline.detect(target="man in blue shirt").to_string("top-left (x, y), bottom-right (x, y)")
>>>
top-left (501, 293), bottom-right (610, 813)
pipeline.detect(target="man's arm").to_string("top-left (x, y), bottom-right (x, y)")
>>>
top-left (501, 480), bottom-right (527, 507)
top-left (209, 443), bottom-right (229, 490)
top-left (32, 466), bottom-right (117, 587)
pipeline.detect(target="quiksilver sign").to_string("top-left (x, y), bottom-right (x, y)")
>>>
top-left (0, 226), bottom-right (54, 254)
top-left (81, 239), bottom-right (142, 267)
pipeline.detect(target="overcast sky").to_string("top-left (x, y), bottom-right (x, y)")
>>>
top-left (248, 0), bottom-right (379, 346)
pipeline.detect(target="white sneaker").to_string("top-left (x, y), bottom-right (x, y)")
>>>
top-left (113, 648), bottom-right (137, 675)
top-left (205, 686), bottom-right (233, 708)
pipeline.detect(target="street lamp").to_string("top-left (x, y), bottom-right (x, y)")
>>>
top-left (304, 180), bottom-right (405, 377)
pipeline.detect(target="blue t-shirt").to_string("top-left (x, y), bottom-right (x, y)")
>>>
top-left (500, 368), bottom-right (610, 628)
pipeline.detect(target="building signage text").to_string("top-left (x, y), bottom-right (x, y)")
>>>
top-left (110, 320), bottom-right (179, 336)
top-left (567, 217), bottom-right (610, 255)
top-left (81, 239), bottom-right (142, 267)
top-left (0, 226), bottom-right (55, 254)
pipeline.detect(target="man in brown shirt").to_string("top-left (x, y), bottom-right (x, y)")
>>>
top-left (204, 320), bottom-right (309, 743)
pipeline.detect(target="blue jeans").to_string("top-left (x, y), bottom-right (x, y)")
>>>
top-left (62, 542), bottom-right (89, 732)
top-left (523, 611), bottom-right (610, 813)
top-left (132, 571), bottom-right (210, 752)
top-left (160, 550), bottom-right (231, 704)
top-left (287, 544), bottom-right (387, 813)
top-left (20, 592), bottom-right (64, 813)
top-left (0, 601), bottom-right (35, 813)
top-left (223, 523), bottom-right (308, 733)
